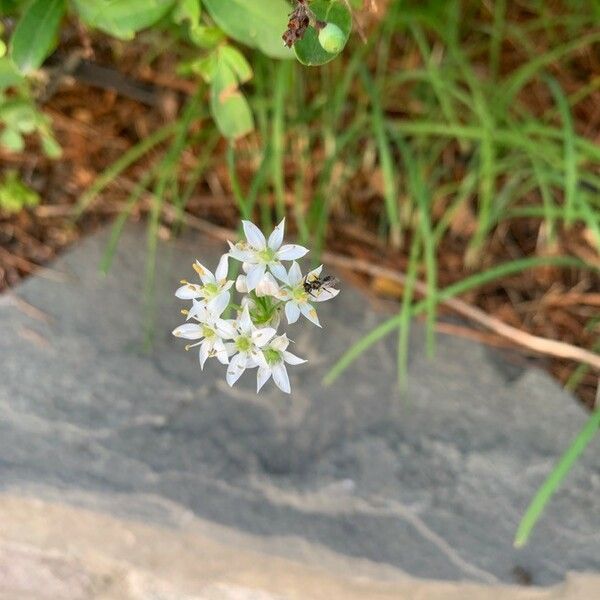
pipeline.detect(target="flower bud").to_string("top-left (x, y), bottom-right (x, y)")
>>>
top-left (236, 275), bottom-right (249, 293)
top-left (318, 22), bottom-right (345, 54)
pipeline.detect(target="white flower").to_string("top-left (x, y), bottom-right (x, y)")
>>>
top-left (256, 334), bottom-right (306, 394)
top-left (175, 254), bottom-right (232, 305)
top-left (227, 219), bottom-right (308, 291)
top-left (221, 306), bottom-right (277, 387)
top-left (275, 262), bottom-right (339, 327)
top-left (172, 293), bottom-right (233, 369)
top-left (236, 271), bottom-right (282, 298)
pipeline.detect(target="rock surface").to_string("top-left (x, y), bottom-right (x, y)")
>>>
top-left (0, 224), bottom-right (599, 596)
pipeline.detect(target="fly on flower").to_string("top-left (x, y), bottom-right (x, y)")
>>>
top-left (172, 218), bottom-right (339, 394)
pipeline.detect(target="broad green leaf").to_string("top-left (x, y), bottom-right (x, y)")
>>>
top-left (210, 54), bottom-right (253, 139)
top-left (0, 128), bottom-right (24, 152)
top-left (41, 133), bottom-right (62, 158)
top-left (73, 0), bottom-right (176, 40)
top-left (10, 0), bottom-right (65, 73)
top-left (220, 46), bottom-right (252, 84)
top-left (202, 0), bottom-right (293, 59)
top-left (0, 57), bottom-right (24, 88)
top-left (0, 99), bottom-right (36, 130)
top-left (294, 0), bottom-right (351, 66)
top-left (0, 170), bottom-right (40, 213)
top-left (173, 0), bottom-right (200, 26)
top-left (189, 25), bottom-right (225, 49)
top-left (177, 53), bottom-right (217, 82)
top-left (0, 40), bottom-right (6, 58)
top-left (0, 0), bottom-right (22, 14)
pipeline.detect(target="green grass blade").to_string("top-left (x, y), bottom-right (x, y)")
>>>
top-left (143, 94), bottom-right (201, 347)
top-left (360, 66), bottom-right (401, 246)
top-left (397, 230), bottom-right (421, 387)
top-left (514, 404), bottom-right (600, 547)
top-left (227, 142), bottom-right (250, 218)
top-left (271, 61), bottom-right (290, 222)
top-left (75, 123), bottom-right (176, 218)
top-left (394, 132), bottom-right (437, 358)
top-left (324, 255), bottom-right (595, 385)
top-left (502, 31), bottom-right (600, 106)
top-left (99, 169), bottom-right (155, 274)
top-left (489, 0), bottom-right (506, 81)
top-left (545, 76), bottom-right (577, 227)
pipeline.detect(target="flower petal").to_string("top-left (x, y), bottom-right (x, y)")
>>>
top-left (305, 264), bottom-right (323, 281)
top-left (288, 261), bottom-right (303, 286)
top-left (207, 291), bottom-right (230, 318)
top-left (214, 254), bottom-right (229, 282)
top-left (215, 318), bottom-right (236, 339)
top-left (246, 263), bottom-right (266, 291)
top-left (255, 272), bottom-right (281, 297)
top-left (187, 298), bottom-right (208, 321)
top-left (214, 343), bottom-right (230, 365)
top-left (235, 274), bottom-right (248, 293)
top-left (252, 327), bottom-right (276, 348)
top-left (285, 301), bottom-right (300, 324)
top-left (226, 352), bottom-right (247, 386)
top-left (193, 260), bottom-right (215, 285)
top-left (238, 305), bottom-right (253, 334)
top-left (175, 283), bottom-right (202, 300)
top-left (283, 350), bottom-right (306, 365)
top-left (267, 218), bottom-right (285, 250)
top-left (242, 220), bottom-right (267, 249)
top-left (300, 302), bottom-right (321, 327)
top-left (257, 365), bottom-right (272, 392)
top-left (228, 241), bottom-right (255, 263)
top-left (248, 348), bottom-right (267, 368)
top-left (270, 334), bottom-right (289, 352)
top-left (269, 261), bottom-right (289, 284)
top-left (199, 341), bottom-right (210, 369)
top-left (276, 244), bottom-right (309, 261)
top-left (312, 287), bottom-right (340, 302)
top-left (172, 323), bottom-right (203, 340)
top-left (224, 342), bottom-right (237, 356)
top-left (272, 362), bottom-right (291, 394)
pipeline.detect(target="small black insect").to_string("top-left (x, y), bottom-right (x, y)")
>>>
top-left (303, 273), bottom-right (339, 298)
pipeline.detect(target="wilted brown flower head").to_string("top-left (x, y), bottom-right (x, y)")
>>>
top-left (282, 0), bottom-right (312, 48)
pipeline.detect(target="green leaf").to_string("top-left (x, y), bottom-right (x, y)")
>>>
top-left (210, 50), bottom-right (253, 139)
top-left (41, 133), bottom-right (62, 158)
top-left (189, 25), bottom-right (225, 49)
top-left (219, 46), bottom-right (252, 84)
top-left (202, 0), bottom-right (293, 59)
top-left (0, 0), bottom-right (22, 14)
top-left (10, 0), bottom-right (66, 73)
top-left (0, 170), bottom-right (40, 213)
top-left (172, 0), bottom-right (200, 26)
top-left (0, 57), bottom-right (24, 88)
top-left (178, 54), bottom-right (217, 82)
top-left (72, 0), bottom-right (176, 40)
top-left (0, 128), bottom-right (24, 152)
top-left (294, 0), bottom-right (351, 66)
top-left (514, 406), bottom-right (600, 547)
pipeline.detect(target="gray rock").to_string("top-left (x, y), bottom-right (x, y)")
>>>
top-left (0, 224), bottom-right (598, 587)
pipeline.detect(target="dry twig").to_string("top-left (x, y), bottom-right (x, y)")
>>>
top-left (162, 206), bottom-right (600, 373)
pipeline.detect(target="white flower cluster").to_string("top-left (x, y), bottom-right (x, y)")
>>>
top-left (172, 219), bottom-right (340, 394)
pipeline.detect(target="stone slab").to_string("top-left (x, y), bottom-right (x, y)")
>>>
top-left (0, 224), bottom-right (598, 590)
top-left (2, 494), bottom-right (600, 600)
